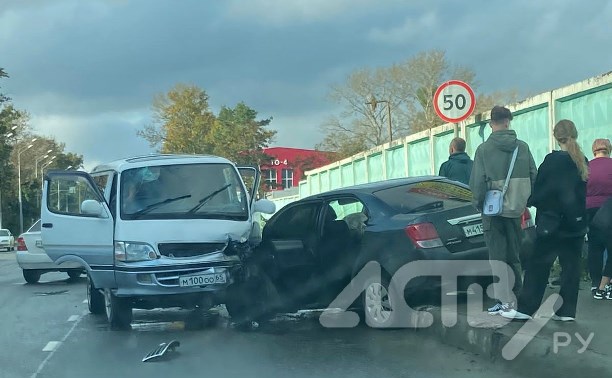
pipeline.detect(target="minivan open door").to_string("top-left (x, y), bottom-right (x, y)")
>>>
top-left (237, 166), bottom-right (261, 206)
top-left (41, 170), bottom-right (116, 288)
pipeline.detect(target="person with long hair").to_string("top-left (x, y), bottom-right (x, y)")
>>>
top-left (586, 138), bottom-right (612, 299)
top-left (502, 120), bottom-right (589, 321)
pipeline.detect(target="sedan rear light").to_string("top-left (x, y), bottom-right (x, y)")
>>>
top-left (16, 237), bottom-right (27, 251)
top-left (405, 223), bottom-right (444, 249)
top-left (521, 209), bottom-right (534, 229)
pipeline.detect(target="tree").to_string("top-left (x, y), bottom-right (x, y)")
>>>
top-left (137, 83), bottom-right (217, 154)
top-left (208, 102), bottom-right (276, 165)
top-left (319, 49), bottom-right (519, 155)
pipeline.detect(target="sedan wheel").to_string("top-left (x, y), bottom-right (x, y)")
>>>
top-left (23, 270), bottom-right (41, 284)
top-left (104, 289), bottom-right (132, 330)
top-left (363, 276), bottom-right (398, 328)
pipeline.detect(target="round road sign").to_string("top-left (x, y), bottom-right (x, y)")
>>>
top-left (433, 80), bottom-right (476, 123)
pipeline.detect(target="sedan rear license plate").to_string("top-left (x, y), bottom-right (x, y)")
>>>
top-left (463, 223), bottom-right (484, 237)
top-left (179, 273), bottom-right (226, 287)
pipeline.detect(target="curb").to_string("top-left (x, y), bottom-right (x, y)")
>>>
top-left (413, 305), bottom-right (611, 377)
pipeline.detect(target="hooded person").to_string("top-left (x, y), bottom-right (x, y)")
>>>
top-left (439, 137), bottom-right (473, 185)
top-left (469, 105), bottom-right (538, 316)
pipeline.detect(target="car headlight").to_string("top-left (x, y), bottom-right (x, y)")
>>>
top-left (115, 242), bottom-right (159, 262)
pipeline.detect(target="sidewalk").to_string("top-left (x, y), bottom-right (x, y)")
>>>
top-left (413, 282), bottom-right (611, 377)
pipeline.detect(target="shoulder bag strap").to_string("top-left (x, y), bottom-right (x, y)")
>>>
top-left (502, 146), bottom-right (519, 196)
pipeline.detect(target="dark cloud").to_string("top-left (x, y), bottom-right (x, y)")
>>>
top-left (1, 0), bottom-right (610, 166)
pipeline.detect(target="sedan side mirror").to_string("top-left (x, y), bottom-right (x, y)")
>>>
top-left (253, 199), bottom-right (276, 214)
top-left (81, 200), bottom-right (106, 217)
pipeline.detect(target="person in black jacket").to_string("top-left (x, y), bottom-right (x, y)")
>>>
top-left (502, 119), bottom-right (589, 322)
top-left (439, 137), bottom-right (473, 185)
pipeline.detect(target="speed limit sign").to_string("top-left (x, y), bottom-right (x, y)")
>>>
top-left (433, 80), bottom-right (476, 123)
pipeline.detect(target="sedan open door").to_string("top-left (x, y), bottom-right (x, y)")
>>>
top-left (41, 170), bottom-right (116, 288)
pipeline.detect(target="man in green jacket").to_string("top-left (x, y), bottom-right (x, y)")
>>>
top-left (469, 105), bottom-right (537, 315)
top-left (439, 137), bottom-right (473, 185)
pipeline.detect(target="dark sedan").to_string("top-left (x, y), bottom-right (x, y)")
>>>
top-left (228, 176), bottom-right (536, 328)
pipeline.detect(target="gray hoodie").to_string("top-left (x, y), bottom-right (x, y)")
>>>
top-left (469, 130), bottom-right (537, 218)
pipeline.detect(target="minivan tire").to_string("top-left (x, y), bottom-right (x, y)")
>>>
top-left (87, 275), bottom-right (105, 315)
top-left (104, 289), bottom-right (132, 329)
top-left (23, 270), bottom-right (41, 284)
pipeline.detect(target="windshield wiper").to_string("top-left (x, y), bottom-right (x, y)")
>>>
top-left (407, 200), bottom-right (444, 213)
top-left (131, 194), bottom-right (192, 219)
top-left (186, 184), bottom-right (232, 214)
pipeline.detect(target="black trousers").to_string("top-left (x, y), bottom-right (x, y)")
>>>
top-left (587, 207), bottom-right (612, 286)
top-left (517, 235), bottom-right (584, 318)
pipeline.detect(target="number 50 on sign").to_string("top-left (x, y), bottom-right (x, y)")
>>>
top-left (433, 80), bottom-right (476, 123)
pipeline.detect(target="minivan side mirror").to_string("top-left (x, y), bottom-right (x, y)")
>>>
top-left (81, 200), bottom-right (106, 217)
top-left (253, 199), bottom-right (276, 214)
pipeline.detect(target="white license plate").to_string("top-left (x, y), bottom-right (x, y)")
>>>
top-left (179, 273), bottom-right (226, 287)
top-left (463, 223), bottom-right (484, 237)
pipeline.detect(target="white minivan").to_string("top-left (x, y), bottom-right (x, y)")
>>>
top-left (41, 154), bottom-right (275, 329)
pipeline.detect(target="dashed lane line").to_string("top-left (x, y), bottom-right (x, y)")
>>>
top-left (31, 310), bottom-right (87, 378)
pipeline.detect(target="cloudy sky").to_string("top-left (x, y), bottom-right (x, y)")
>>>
top-left (1, 0), bottom-right (611, 170)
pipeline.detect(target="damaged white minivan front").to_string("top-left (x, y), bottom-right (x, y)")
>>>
top-left (40, 154), bottom-right (275, 329)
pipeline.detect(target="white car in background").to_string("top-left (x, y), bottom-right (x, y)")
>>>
top-left (0, 228), bottom-right (15, 251)
top-left (16, 220), bottom-right (84, 284)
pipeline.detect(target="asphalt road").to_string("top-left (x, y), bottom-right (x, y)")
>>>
top-left (0, 252), bottom-right (527, 378)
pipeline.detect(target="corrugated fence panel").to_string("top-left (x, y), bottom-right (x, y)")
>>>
top-left (368, 153), bottom-right (383, 182)
top-left (354, 159), bottom-right (367, 184)
top-left (433, 131), bottom-right (455, 175)
top-left (299, 181), bottom-right (309, 197)
top-left (320, 171), bottom-right (330, 192)
top-left (511, 105), bottom-right (550, 167)
top-left (408, 139), bottom-right (431, 176)
top-left (386, 146), bottom-right (406, 179)
top-left (309, 173), bottom-right (319, 195)
top-left (465, 124), bottom-right (484, 157)
top-left (555, 87), bottom-right (612, 159)
top-left (341, 163), bottom-right (354, 186)
top-left (329, 167), bottom-right (341, 189)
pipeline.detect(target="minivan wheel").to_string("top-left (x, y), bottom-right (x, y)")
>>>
top-left (104, 289), bottom-right (132, 329)
top-left (23, 270), bottom-right (41, 284)
top-left (87, 276), bottom-right (105, 315)
top-left (362, 274), bottom-right (399, 328)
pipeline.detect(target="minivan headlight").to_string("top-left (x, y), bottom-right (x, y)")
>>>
top-left (115, 242), bottom-right (159, 262)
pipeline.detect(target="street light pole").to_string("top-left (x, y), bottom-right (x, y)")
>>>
top-left (17, 138), bottom-right (37, 234)
top-left (366, 95), bottom-right (393, 143)
top-left (35, 149), bottom-right (54, 179)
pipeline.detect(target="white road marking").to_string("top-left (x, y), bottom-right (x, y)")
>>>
top-left (82, 299), bottom-right (88, 304)
top-left (67, 315), bottom-right (79, 322)
top-left (42, 342), bottom-right (61, 352)
top-left (31, 314), bottom-right (84, 378)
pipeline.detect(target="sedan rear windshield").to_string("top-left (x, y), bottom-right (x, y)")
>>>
top-left (0, 230), bottom-right (8, 236)
top-left (372, 180), bottom-right (472, 214)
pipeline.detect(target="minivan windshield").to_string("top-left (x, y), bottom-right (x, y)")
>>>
top-left (120, 163), bottom-right (248, 220)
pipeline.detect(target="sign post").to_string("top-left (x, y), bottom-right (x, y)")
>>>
top-left (433, 80), bottom-right (476, 136)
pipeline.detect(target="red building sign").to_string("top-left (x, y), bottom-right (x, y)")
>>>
top-left (260, 147), bottom-right (334, 191)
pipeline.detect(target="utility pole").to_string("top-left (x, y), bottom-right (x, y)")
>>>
top-left (366, 95), bottom-right (393, 143)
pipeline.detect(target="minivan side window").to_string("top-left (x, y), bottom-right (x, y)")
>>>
top-left (47, 175), bottom-right (104, 216)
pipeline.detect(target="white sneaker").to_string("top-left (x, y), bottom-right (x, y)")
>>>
top-left (551, 315), bottom-right (575, 322)
top-left (501, 308), bottom-right (532, 321)
top-left (487, 302), bottom-right (504, 315)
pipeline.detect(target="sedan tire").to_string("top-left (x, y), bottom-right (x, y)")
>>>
top-left (361, 273), bottom-right (401, 329)
top-left (23, 269), bottom-right (41, 284)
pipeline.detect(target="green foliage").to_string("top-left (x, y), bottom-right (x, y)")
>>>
top-left (137, 84), bottom-right (277, 167)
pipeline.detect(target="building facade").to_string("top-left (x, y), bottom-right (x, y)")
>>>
top-left (260, 147), bottom-right (333, 192)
